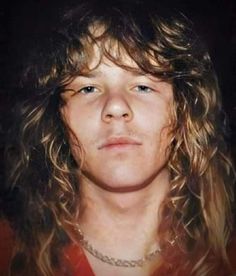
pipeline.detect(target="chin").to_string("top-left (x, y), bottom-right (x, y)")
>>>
top-left (83, 169), bottom-right (165, 193)
top-left (98, 182), bottom-right (150, 193)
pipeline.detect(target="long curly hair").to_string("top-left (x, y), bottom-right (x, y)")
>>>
top-left (4, 0), bottom-right (235, 275)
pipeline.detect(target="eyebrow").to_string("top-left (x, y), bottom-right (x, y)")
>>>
top-left (77, 71), bottom-right (102, 78)
top-left (129, 70), bottom-right (148, 76)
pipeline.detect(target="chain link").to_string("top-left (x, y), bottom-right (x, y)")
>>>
top-left (75, 226), bottom-right (161, 268)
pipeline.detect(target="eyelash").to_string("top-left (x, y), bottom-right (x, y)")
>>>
top-left (135, 85), bottom-right (154, 93)
top-left (78, 86), bottom-right (97, 94)
top-left (77, 84), bottom-right (154, 94)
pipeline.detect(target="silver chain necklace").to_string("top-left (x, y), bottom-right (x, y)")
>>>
top-left (75, 226), bottom-right (162, 268)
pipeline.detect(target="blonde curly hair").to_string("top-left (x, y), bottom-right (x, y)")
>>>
top-left (4, 1), bottom-right (235, 275)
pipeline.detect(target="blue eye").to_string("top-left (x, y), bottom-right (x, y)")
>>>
top-left (79, 86), bottom-right (96, 94)
top-left (136, 85), bottom-right (153, 93)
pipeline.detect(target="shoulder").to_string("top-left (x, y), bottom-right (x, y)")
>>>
top-left (227, 230), bottom-right (236, 272)
top-left (213, 231), bottom-right (236, 275)
top-left (61, 242), bottom-right (95, 276)
top-left (0, 219), bottom-right (15, 275)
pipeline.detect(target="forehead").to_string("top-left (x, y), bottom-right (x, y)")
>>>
top-left (84, 43), bottom-right (139, 73)
top-left (76, 22), bottom-right (165, 74)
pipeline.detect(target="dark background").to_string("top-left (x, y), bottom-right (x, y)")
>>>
top-left (0, 0), bottom-right (235, 186)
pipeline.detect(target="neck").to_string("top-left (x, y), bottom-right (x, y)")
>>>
top-left (77, 169), bottom-right (170, 259)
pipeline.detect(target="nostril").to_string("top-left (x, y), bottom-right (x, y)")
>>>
top-left (102, 100), bottom-right (133, 122)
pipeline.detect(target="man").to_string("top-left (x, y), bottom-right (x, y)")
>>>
top-left (2, 0), bottom-right (235, 275)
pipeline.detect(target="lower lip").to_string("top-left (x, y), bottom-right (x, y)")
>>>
top-left (102, 143), bottom-right (140, 150)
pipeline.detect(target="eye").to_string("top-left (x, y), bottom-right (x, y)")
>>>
top-left (79, 86), bottom-right (97, 94)
top-left (135, 85), bottom-right (153, 93)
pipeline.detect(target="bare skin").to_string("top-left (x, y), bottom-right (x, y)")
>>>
top-left (78, 169), bottom-right (170, 276)
top-left (61, 47), bottom-right (173, 275)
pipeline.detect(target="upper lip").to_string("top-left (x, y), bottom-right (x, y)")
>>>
top-left (98, 136), bottom-right (142, 149)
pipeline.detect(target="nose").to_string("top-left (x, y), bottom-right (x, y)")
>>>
top-left (101, 94), bottom-right (133, 123)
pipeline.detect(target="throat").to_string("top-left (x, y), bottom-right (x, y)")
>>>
top-left (77, 189), bottom-right (166, 268)
top-left (77, 225), bottom-right (161, 268)
top-left (75, 224), bottom-right (162, 276)
top-left (79, 170), bottom-right (170, 220)
top-left (76, 171), bottom-right (170, 274)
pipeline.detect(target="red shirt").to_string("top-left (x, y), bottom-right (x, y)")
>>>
top-left (0, 220), bottom-right (15, 276)
top-left (1, 220), bottom-right (236, 276)
top-left (61, 243), bottom-right (95, 276)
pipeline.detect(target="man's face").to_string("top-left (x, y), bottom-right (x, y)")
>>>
top-left (61, 50), bottom-right (174, 192)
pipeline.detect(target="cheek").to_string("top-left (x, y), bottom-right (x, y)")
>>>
top-left (143, 105), bottom-right (173, 137)
top-left (61, 104), bottom-right (91, 137)
top-left (60, 106), bottom-right (85, 162)
top-left (146, 112), bottom-right (173, 159)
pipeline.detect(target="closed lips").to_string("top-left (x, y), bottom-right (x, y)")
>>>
top-left (98, 137), bottom-right (142, 149)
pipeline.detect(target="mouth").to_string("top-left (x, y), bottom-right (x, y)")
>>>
top-left (98, 136), bottom-right (142, 150)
